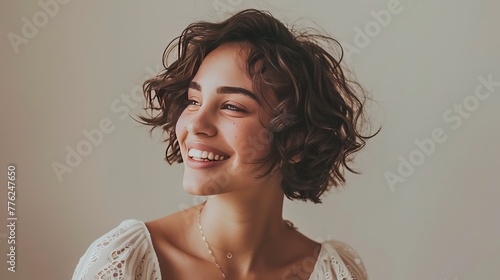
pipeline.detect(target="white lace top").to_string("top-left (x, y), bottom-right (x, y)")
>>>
top-left (72, 219), bottom-right (368, 280)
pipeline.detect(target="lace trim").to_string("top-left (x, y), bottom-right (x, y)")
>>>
top-left (315, 240), bottom-right (368, 280)
top-left (134, 249), bottom-right (159, 280)
top-left (74, 220), bottom-right (159, 280)
top-left (335, 242), bottom-right (368, 280)
top-left (80, 226), bottom-right (128, 278)
top-left (134, 252), bottom-right (146, 280)
top-left (95, 242), bottom-right (132, 279)
top-left (330, 256), bottom-right (349, 279)
top-left (346, 264), bottom-right (359, 280)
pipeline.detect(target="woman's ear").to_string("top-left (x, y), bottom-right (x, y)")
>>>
top-left (289, 153), bottom-right (301, 164)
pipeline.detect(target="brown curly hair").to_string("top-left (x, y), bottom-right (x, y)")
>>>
top-left (139, 9), bottom-right (379, 203)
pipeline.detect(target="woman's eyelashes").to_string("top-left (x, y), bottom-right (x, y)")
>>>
top-left (185, 98), bottom-right (247, 113)
top-left (221, 103), bottom-right (246, 112)
top-left (187, 99), bottom-right (200, 106)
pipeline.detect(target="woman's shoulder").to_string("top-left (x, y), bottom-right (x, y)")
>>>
top-left (144, 204), bottom-right (202, 245)
top-left (72, 219), bottom-right (160, 280)
top-left (311, 239), bottom-right (368, 280)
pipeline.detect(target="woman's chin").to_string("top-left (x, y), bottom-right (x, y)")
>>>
top-left (182, 182), bottom-right (223, 196)
top-left (181, 169), bottom-right (232, 196)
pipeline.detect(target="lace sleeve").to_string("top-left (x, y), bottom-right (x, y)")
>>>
top-left (72, 219), bottom-right (159, 280)
top-left (332, 241), bottom-right (368, 280)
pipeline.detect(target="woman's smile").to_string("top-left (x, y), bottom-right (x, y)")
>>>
top-left (184, 142), bottom-right (231, 169)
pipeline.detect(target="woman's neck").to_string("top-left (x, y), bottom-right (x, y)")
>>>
top-left (195, 186), bottom-right (294, 275)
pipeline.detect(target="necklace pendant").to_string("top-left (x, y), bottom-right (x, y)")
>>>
top-left (226, 252), bottom-right (233, 259)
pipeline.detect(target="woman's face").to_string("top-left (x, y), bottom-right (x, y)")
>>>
top-left (175, 42), bottom-right (281, 196)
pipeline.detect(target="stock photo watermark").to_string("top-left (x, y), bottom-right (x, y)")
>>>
top-left (385, 74), bottom-right (499, 192)
top-left (7, 0), bottom-right (73, 54)
top-left (342, 0), bottom-right (412, 61)
top-left (5, 165), bottom-right (18, 272)
top-left (50, 64), bottom-right (161, 183)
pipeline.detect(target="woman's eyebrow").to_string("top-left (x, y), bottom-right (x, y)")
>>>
top-left (189, 81), bottom-right (260, 103)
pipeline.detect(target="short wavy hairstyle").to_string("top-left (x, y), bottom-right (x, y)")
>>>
top-left (139, 9), bottom-right (379, 203)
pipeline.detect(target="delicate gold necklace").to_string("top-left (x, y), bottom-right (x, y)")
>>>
top-left (197, 202), bottom-right (297, 279)
top-left (198, 203), bottom-right (226, 279)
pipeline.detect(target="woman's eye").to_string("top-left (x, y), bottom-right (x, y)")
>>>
top-left (222, 103), bottom-right (244, 112)
top-left (186, 99), bottom-right (200, 106)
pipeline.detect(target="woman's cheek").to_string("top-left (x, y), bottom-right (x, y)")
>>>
top-left (175, 112), bottom-right (189, 141)
top-left (235, 125), bottom-right (273, 163)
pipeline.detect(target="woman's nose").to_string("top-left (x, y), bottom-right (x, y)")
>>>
top-left (185, 107), bottom-right (217, 137)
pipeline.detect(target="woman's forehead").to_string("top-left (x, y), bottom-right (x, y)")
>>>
top-left (193, 43), bottom-right (252, 87)
top-left (201, 42), bottom-right (250, 69)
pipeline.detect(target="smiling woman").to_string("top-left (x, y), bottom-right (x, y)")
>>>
top-left (72, 9), bottom-right (377, 280)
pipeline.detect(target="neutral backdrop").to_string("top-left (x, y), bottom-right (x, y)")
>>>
top-left (1, 0), bottom-right (499, 279)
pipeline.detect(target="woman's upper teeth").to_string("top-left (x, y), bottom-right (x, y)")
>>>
top-left (188, 148), bottom-right (226, 161)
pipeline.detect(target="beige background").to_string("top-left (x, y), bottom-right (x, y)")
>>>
top-left (1, 0), bottom-right (499, 279)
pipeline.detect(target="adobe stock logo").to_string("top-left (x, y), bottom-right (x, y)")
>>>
top-left (343, 0), bottom-right (407, 61)
top-left (385, 74), bottom-right (499, 192)
top-left (51, 64), bottom-right (161, 183)
top-left (7, 0), bottom-right (72, 54)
